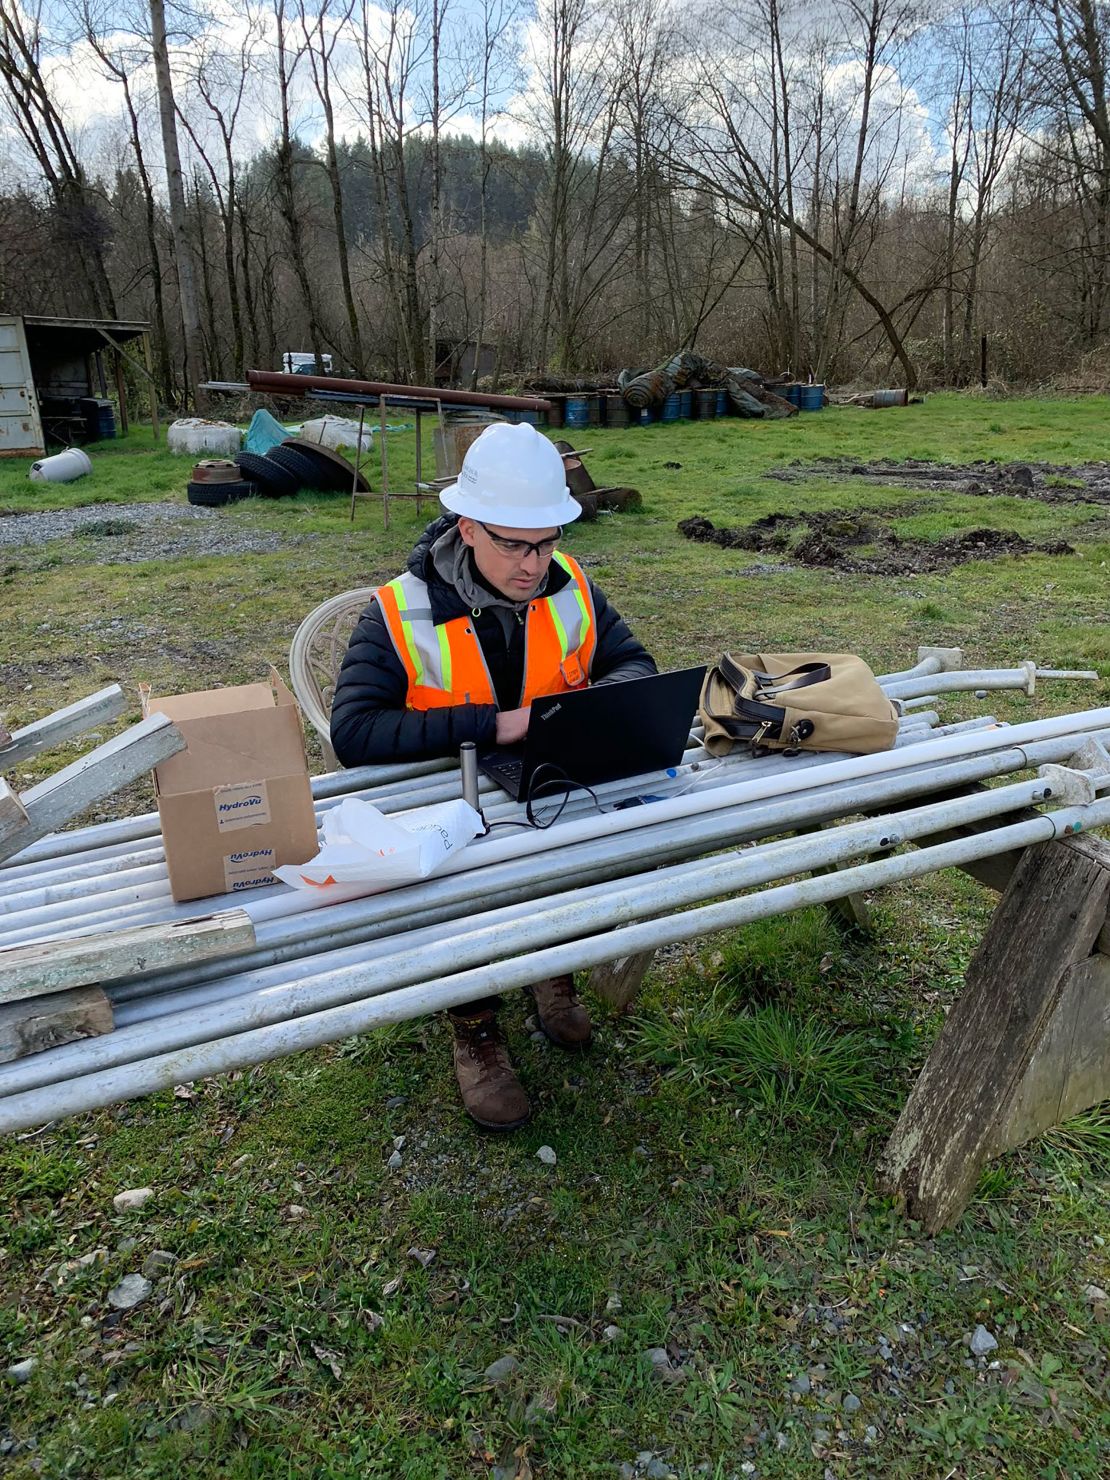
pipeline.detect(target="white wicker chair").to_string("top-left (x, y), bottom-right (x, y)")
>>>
top-left (289, 587), bottom-right (376, 770)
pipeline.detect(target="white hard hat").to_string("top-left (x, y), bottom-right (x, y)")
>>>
top-left (440, 422), bottom-right (582, 528)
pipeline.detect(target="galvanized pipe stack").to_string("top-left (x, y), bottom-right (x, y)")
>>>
top-left (1, 659), bottom-right (1106, 1132)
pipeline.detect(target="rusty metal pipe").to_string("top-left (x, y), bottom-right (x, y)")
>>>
top-left (246, 370), bottom-right (551, 413)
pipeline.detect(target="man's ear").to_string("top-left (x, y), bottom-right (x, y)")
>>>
top-left (457, 516), bottom-right (477, 549)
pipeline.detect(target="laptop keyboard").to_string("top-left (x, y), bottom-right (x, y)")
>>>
top-left (495, 759), bottom-right (523, 782)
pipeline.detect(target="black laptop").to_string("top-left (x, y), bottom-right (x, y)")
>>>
top-left (478, 666), bottom-right (707, 801)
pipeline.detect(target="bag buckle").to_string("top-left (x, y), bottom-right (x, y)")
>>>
top-left (782, 719), bottom-right (815, 758)
top-left (561, 653), bottom-right (585, 687)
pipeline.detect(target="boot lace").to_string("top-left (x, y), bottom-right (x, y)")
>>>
top-left (460, 1020), bottom-right (510, 1075)
top-left (536, 977), bottom-right (580, 1007)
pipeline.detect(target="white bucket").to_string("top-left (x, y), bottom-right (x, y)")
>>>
top-left (28, 448), bottom-right (93, 484)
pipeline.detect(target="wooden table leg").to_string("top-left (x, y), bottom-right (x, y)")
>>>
top-left (794, 825), bottom-right (873, 935)
top-left (880, 832), bottom-right (1110, 1232)
top-left (350, 405), bottom-right (367, 523)
top-left (589, 950), bottom-right (657, 1012)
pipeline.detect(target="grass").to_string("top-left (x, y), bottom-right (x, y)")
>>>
top-left (1, 393), bottom-right (1109, 1477)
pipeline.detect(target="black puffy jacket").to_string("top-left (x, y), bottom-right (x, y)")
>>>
top-left (330, 516), bottom-right (657, 765)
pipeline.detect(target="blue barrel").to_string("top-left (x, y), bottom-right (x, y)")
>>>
top-left (565, 396), bottom-right (589, 429)
top-left (635, 406), bottom-right (657, 425)
top-left (781, 383), bottom-right (802, 407)
top-left (800, 383), bottom-right (825, 411)
top-left (716, 389), bottom-right (729, 415)
top-left (660, 393), bottom-right (681, 421)
top-left (678, 390), bottom-right (693, 418)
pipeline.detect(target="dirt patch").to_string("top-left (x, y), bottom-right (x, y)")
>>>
top-left (764, 456), bottom-right (1110, 505)
top-left (678, 509), bottom-right (1075, 574)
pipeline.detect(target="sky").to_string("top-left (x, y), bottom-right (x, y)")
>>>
top-left (0, 0), bottom-right (967, 201)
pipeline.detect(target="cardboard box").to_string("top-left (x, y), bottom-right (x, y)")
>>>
top-left (145, 672), bottom-right (318, 902)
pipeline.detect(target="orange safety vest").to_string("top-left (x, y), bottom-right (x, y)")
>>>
top-left (375, 551), bottom-right (597, 711)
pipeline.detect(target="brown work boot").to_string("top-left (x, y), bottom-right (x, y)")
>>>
top-left (450, 1010), bottom-right (530, 1131)
top-left (527, 975), bottom-right (592, 1049)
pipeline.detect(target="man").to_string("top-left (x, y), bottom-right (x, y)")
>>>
top-left (331, 422), bottom-right (657, 1130)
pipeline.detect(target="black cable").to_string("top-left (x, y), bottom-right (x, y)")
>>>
top-left (525, 763), bottom-right (606, 828)
top-left (481, 762), bottom-right (608, 833)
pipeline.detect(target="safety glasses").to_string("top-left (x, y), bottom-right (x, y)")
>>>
top-left (477, 522), bottom-right (561, 559)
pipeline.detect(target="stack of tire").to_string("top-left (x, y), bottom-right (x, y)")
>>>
top-left (187, 460), bottom-right (254, 507)
top-left (186, 439), bottom-right (369, 507)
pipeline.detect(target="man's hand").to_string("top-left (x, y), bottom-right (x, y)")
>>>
top-left (495, 706), bottom-right (531, 744)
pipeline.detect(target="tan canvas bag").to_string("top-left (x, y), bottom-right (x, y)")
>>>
top-left (700, 651), bottom-right (900, 757)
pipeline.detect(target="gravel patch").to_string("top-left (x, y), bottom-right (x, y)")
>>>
top-left (0, 501), bottom-right (299, 562)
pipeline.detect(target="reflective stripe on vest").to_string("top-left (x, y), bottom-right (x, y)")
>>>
top-left (374, 551), bottom-right (597, 712)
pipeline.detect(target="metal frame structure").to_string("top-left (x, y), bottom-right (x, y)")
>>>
top-left (3, 652), bottom-right (1109, 1230)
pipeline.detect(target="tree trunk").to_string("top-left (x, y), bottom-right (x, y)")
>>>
top-left (149, 0), bottom-right (207, 410)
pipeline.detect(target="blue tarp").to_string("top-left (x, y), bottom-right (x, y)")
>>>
top-left (243, 408), bottom-right (292, 455)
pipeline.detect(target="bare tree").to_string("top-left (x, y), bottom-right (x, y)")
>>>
top-left (1033, 0), bottom-right (1110, 341)
top-left (299, 0), bottom-right (366, 373)
top-left (465, 0), bottom-right (522, 385)
top-left (78, 0), bottom-right (175, 400)
top-left (273, 0), bottom-right (330, 370)
top-left (149, 0), bottom-right (207, 406)
top-left (530, 0), bottom-right (634, 369)
top-left (353, 0), bottom-right (432, 378)
top-left (175, 11), bottom-right (267, 377)
top-left (0, 0), bottom-right (117, 315)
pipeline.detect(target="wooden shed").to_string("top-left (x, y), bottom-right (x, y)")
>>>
top-left (0, 314), bottom-right (151, 456)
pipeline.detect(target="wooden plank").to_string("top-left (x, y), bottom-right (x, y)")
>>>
top-left (589, 950), bottom-right (656, 1012)
top-left (0, 910), bottom-right (256, 1005)
top-left (0, 713), bottom-right (184, 864)
top-left (908, 781), bottom-right (1030, 894)
top-left (990, 953), bottom-right (1110, 1154)
top-left (0, 986), bottom-right (113, 1065)
top-left (879, 832), bottom-right (1110, 1233)
top-left (811, 860), bottom-right (872, 935)
top-left (795, 825), bottom-right (873, 936)
top-left (113, 349), bottom-right (129, 435)
top-left (0, 778), bottom-right (29, 851)
top-left (0, 685), bottom-right (127, 770)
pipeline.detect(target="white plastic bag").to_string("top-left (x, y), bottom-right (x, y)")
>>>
top-left (273, 796), bottom-right (483, 894)
top-left (167, 418), bottom-right (242, 457)
top-left (298, 415), bottom-right (375, 453)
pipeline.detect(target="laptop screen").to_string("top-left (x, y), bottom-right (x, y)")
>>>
top-left (482, 666), bottom-right (706, 797)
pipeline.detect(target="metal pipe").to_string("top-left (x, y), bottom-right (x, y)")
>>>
top-left (8, 727), bottom-right (1107, 1108)
top-left (882, 665), bottom-right (1097, 702)
top-left (875, 656), bottom-right (945, 685)
top-left (3, 690), bottom-right (941, 881)
top-left (4, 796), bottom-right (1107, 1132)
top-left (0, 751), bottom-right (732, 937)
top-left (5, 708), bottom-right (1110, 949)
top-left (104, 733), bottom-right (1069, 1006)
top-left (0, 775), bottom-right (1074, 1095)
top-left (106, 750), bottom-right (1012, 1000)
top-left (12, 703), bottom-right (1110, 948)
top-left (0, 755), bottom-right (459, 877)
top-left (0, 741), bottom-right (989, 942)
top-left (0, 853), bottom-right (170, 914)
top-left (0, 699), bottom-right (942, 886)
top-left (246, 368), bottom-right (552, 413)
